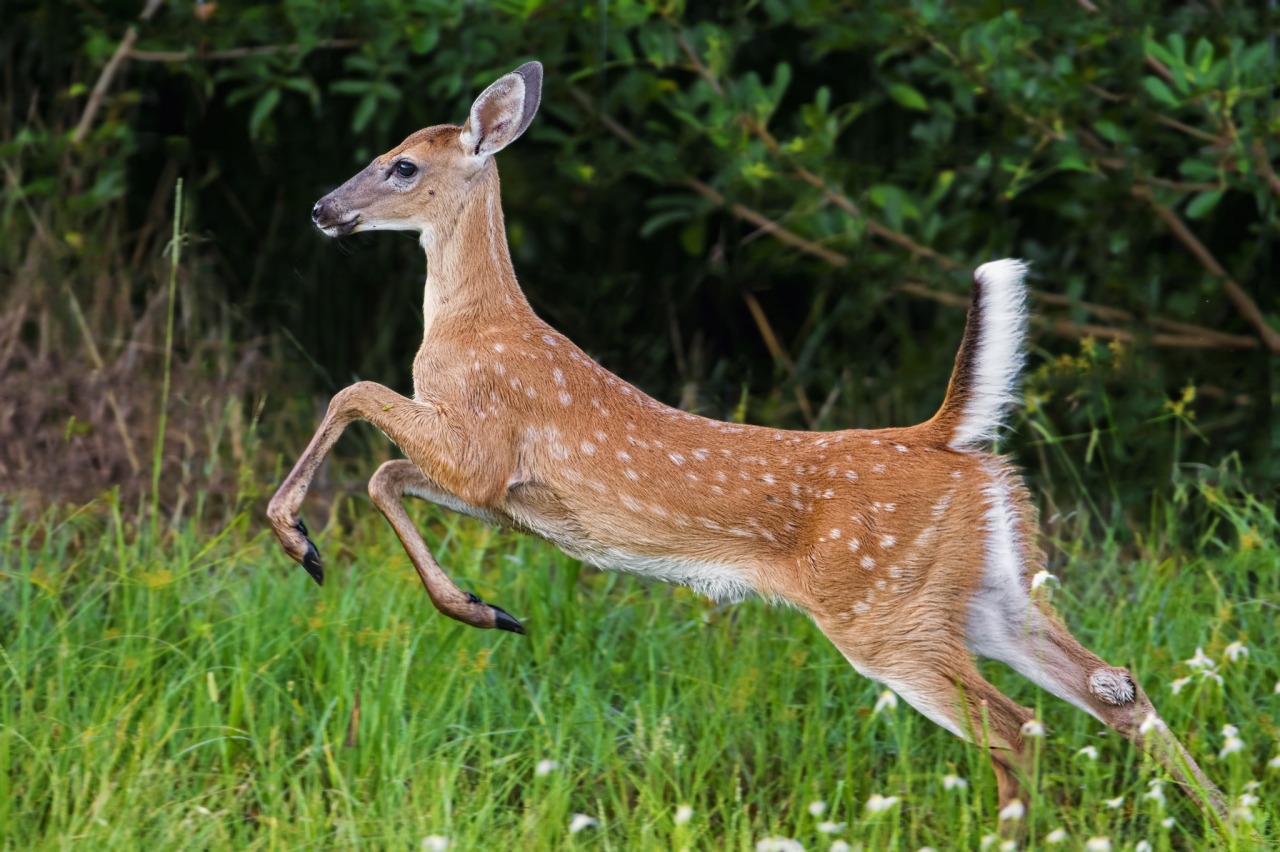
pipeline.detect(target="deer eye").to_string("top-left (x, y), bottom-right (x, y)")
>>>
top-left (395, 161), bottom-right (417, 178)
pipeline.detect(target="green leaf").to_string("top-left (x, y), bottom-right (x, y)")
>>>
top-left (887, 83), bottom-right (928, 111)
top-left (1142, 77), bottom-right (1179, 107)
top-left (1185, 189), bottom-right (1223, 219)
top-left (352, 92), bottom-right (378, 133)
top-left (410, 27), bottom-right (440, 55)
top-left (1093, 120), bottom-right (1126, 144)
top-left (1192, 38), bottom-right (1213, 73)
top-left (680, 218), bottom-right (706, 256)
top-left (1056, 151), bottom-right (1093, 173)
top-left (249, 88), bottom-right (280, 139)
top-left (332, 80), bottom-right (371, 96)
top-left (639, 209), bottom-right (690, 239)
top-left (1178, 159), bottom-right (1219, 180)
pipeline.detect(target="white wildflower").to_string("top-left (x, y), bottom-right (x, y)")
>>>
top-left (535, 759), bottom-right (559, 777)
top-left (1044, 828), bottom-right (1068, 844)
top-left (1201, 670), bottom-right (1223, 686)
top-left (1224, 641), bottom-right (1248, 662)
top-left (1000, 842), bottom-right (1017, 852)
top-left (1270, 755), bottom-right (1280, 770)
top-left (1239, 793), bottom-right (1260, 808)
top-left (1243, 780), bottom-right (1260, 792)
top-left (865, 794), bottom-right (900, 813)
top-left (755, 838), bottom-right (803, 852)
top-left (1219, 724), bottom-right (1244, 758)
top-left (998, 800), bottom-right (1025, 822)
top-left (980, 836), bottom-right (998, 850)
top-left (1084, 838), bottom-right (1112, 852)
top-left (1185, 647), bottom-right (1215, 670)
top-left (1030, 570), bottom-right (1056, 590)
top-left (1135, 841), bottom-right (1153, 852)
top-left (1161, 817), bottom-right (1175, 829)
top-left (874, 690), bottom-right (898, 714)
top-left (1232, 804), bottom-right (1255, 824)
top-left (674, 805), bottom-right (693, 825)
top-left (568, 814), bottom-right (598, 834)
top-left (918, 848), bottom-right (938, 852)
top-left (1104, 796), bottom-right (1124, 809)
top-left (808, 800), bottom-right (827, 816)
top-left (942, 774), bottom-right (968, 790)
top-left (816, 821), bottom-right (844, 834)
top-left (831, 842), bottom-right (851, 852)
top-left (1170, 676), bottom-right (1192, 695)
top-left (1020, 719), bottom-right (1045, 737)
top-left (1138, 714), bottom-right (1164, 735)
top-left (1077, 745), bottom-right (1099, 760)
top-left (421, 837), bottom-right (449, 852)
top-left (1143, 779), bottom-right (1166, 806)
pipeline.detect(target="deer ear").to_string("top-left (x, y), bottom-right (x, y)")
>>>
top-left (459, 61), bottom-right (543, 158)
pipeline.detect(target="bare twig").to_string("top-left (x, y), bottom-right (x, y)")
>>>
top-left (1131, 185), bottom-right (1280, 353)
top-left (1144, 176), bottom-right (1221, 193)
top-left (743, 291), bottom-right (793, 370)
top-left (671, 30), bottom-right (724, 97)
top-left (1250, 140), bottom-right (1280, 201)
top-left (1143, 54), bottom-right (1176, 86)
top-left (73, 30), bottom-right (139, 143)
top-left (127, 38), bottom-right (363, 63)
top-left (567, 86), bottom-right (847, 268)
top-left (65, 289), bottom-right (143, 474)
top-left (743, 292), bottom-right (816, 426)
top-left (742, 115), bottom-right (962, 270)
top-left (1153, 114), bottom-right (1220, 144)
top-left (901, 282), bottom-right (1257, 350)
top-left (72, 0), bottom-right (163, 144)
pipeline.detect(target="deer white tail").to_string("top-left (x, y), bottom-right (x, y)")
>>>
top-left (928, 259), bottom-right (1029, 450)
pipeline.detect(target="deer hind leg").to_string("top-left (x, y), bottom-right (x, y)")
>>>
top-left (368, 459), bottom-right (524, 633)
top-left (969, 601), bottom-right (1228, 822)
top-left (817, 621), bottom-right (1035, 817)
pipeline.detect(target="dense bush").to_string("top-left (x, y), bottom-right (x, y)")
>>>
top-left (2, 0), bottom-right (1277, 512)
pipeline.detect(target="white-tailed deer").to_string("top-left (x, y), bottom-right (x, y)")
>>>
top-left (268, 61), bottom-right (1227, 826)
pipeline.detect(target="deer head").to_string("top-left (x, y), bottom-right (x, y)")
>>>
top-left (310, 61), bottom-right (543, 239)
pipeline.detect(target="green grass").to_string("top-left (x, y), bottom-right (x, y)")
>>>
top-left (0, 482), bottom-right (1276, 851)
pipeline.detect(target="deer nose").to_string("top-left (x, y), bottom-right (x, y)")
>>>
top-left (311, 199), bottom-right (327, 224)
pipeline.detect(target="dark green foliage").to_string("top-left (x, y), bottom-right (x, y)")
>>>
top-left (2, 0), bottom-right (1277, 514)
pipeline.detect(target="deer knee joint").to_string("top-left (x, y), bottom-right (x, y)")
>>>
top-left (1088, 668), bottom-right (1136, 706)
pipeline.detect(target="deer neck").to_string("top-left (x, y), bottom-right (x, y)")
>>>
top-left (419, 162), bottom-right (530, 338)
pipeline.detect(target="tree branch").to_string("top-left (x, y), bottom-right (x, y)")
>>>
top-left (1131, 184), bottom-right (1280, 353)
top-left (567, 85), bottom-right (1259, 353)
top-left (127, 38), bottom-right (363, 63)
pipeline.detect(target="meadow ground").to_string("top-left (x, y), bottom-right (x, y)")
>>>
top-left (0, 477), bottom-right (1276, 851)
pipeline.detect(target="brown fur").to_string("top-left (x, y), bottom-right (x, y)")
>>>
top-left (268, 64), bottom-right (1229, 830)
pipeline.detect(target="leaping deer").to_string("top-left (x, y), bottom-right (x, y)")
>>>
top-left (267, 61), bottom-right (1227, 826)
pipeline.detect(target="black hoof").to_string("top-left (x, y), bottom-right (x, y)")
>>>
top-left (301, 540), bottom-right (324, 586)
top-left (490, 604), bottom-right (526, 635)
top-left (294, 518), bottom-right (309, 537)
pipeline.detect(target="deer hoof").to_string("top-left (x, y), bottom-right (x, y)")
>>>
top-left (490, 604), bottom-right (526, 635)
top-left (296, 520), bottom-right (324, 586)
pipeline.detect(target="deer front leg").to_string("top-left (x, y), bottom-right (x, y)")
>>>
top-left (267, 381), bottom-right (519, 630)
top-left (368, 459), bottom-right (524, 633)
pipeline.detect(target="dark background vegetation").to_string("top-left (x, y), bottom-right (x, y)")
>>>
top-left (2, 0), bottom-right (1277, 525)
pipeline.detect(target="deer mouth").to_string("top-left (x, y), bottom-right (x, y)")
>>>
top-left (317, 215), bottom-right (359, 238)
